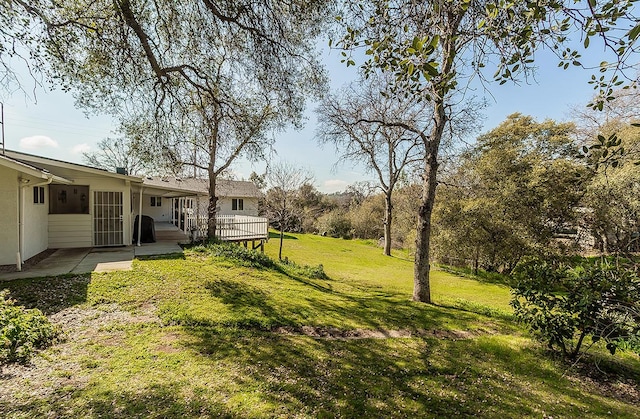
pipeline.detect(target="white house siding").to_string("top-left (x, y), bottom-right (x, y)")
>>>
top-left (137, 194), bottom-right (172, 222)
top-left (48, 214), bottom-right (92, 248)
top-left (46, 173), bottom-right (134, 247)
top-left (23, 185), bottom-right (49, 260)
top-left (0, 165), bottom-right (19, 265)
top-left (217, 197), bottom-right (259, 216)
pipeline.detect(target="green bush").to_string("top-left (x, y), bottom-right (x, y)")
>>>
top-left (510, 258), bottom-right (640, 359)
top-left (196, 242), bottom-right (277, 269)
top-left (0, 290), bottom-right (61, 365)
top-left (193, 242), bottom-right (328, 280)
top-left (279, 258), bottom-right (328, 280)
top-left (318, 211), bottom-right (352, 239)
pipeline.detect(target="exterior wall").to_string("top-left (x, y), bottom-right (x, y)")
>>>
top-left (138, 194), bottom-right (172, 222)
top-left (0, 166), bottom-right (19, 265)
top-left (48, 214), bottom-right (92, 248)
top-left (217, 197), bottom-right (259, 216)
top-left (45, 170), bottom-right (134, 247)
top-left (23, 185), bottom-right (49, 260)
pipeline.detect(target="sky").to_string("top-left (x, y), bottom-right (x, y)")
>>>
top-left (1, 41), bottom-right (606, 193)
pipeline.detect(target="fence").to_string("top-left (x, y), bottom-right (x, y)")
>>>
top-left (193, 215), bottom-right (269, 242)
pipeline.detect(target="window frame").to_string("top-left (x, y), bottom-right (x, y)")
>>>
top-left (49, 185), bottom-right (90, 214)
top-left (232, 198), bottom-right (244, 211)
top-left (33, 186), bottom-right (45, 205)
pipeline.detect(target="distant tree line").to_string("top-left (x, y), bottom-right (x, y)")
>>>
top-left (260, 96), bottom-right (640, 277)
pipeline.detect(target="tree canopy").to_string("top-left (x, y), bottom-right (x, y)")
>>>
top-left (434, 114), bottom-right (586, 272)
top-left (336, 0), bottom-right (639, 303)
top-left (4, 0), bottom-right (331, 238)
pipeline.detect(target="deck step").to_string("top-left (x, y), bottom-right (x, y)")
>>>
top-left (156, 232), bottom-right (189, 241)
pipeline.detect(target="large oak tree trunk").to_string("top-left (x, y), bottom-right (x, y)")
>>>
top-left (383, 192), bottom-right (393, 256)
top-left (413, 99), bottom-right (446, 303)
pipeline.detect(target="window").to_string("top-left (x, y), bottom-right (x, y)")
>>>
top-left (49, 185), bottom-right (90, 214)
top-left (232, 198), bottom-right (244, 211)
top-left (33, 186), bottom-right (45, 204)
top-left (150, 196), bottom-right (162, 207)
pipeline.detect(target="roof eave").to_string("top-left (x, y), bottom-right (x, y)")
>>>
top-left (4, 150), bottom-right (143, 183)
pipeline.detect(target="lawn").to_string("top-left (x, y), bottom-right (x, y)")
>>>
top-left (0, 234), bottom-right (639, 418)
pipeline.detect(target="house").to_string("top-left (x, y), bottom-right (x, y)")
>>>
top-left (0, 150), bottom-right (266, 269)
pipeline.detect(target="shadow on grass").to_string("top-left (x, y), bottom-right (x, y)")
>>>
top-left (198, 273), bottom-right (508, 334)
top-left (2, 321), bottom-right (638, 418)
top-left (0, 274), bottom-right (90, 315)
top-left (3, 326), bottom-right (636, 418)
top-left (0, 382), bottom-right (235, 418)
top-left (205, 279), bottom-right (279, 323)
top-left (268, 231), bottom-right (298, 240)
top-left (435, 264), bottom-right (511, 286)
top-left (177, 327), bottom-right (637, 418)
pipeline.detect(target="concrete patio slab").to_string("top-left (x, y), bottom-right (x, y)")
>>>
top-left (0, 248), bottom-right (91, 280)
top-left (134, 242), bottom-right (183, 257)
top-left (0, 240), bottom-right (184, 281)
top-left (71, 247), bottom-right (135, 274)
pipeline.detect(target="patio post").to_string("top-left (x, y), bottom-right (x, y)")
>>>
top-left (137, 185), bottom-right (143, 246)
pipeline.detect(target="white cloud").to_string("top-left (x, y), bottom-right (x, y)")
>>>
top-left (320, 179), bottom-right (349, 193)
top-left (19, 135), bottom-right (59, 150)
top-left (71, 143), bottom-right (91, 155)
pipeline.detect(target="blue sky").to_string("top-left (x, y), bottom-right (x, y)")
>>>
top-left (2, 44), bottom-right (603, 193)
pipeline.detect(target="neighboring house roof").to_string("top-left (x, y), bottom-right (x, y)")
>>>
top-left (142, 176), bottom-right (262, 198)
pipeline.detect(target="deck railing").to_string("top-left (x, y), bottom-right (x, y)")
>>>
top-left (192, 214), bottom-right (268, 241)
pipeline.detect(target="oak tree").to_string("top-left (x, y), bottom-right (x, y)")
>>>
top-left (337, 0), bottom-right (639, 303)
top-left (317, 77), bottom-right (425, 255)
top-left (6, 0), bottom-right (330, 238)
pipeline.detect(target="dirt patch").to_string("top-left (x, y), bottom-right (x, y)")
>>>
top-left (50, 303), bottom-right (161, 330)
top-left (566, 361), bottom-right (640, 405)
top-left (272, 326), bottom-right (476, 340)
top-left (0, 303), bottom-right (161, 403)
top-left (155, 344), bottom-right (180, 354)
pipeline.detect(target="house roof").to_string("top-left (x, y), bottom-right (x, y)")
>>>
top-left (0, 152), bottom-right (73, 184)
top-left (4, 150), bottom-right (261, 198)
top-left (4, 150), bottom-right (143, 183)
top-left (142, 176), bottom-right (262, 198)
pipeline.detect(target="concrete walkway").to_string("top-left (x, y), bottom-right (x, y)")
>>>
top-left (0, 241), bottom-right (183, 281)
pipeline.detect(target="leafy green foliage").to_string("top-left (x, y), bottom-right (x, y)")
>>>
top-left (338, 1), bottom-right (638, 107)
top-left (511, 258), bottom-right (640, 359)
top-left (198, 242), bottom-right (278, 270)
top-left (433, 114), bottom-right (586, 272)
top-left (0, 290), bottom-right (60, 365)
top-left (317, 211), bottom-right (353, 239)
top-left (191, 241), bottom-right (328, 280)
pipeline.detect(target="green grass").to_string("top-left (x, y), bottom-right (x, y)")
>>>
top-left (265, 231), bottom-right (514, 316)
top-left (0, 235), bottom-right (638, 418)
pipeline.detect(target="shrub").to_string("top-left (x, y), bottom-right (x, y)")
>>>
top-left (206, 242), bottom-right (277, 269)
top-left (279, 258), bottom-right (328, 280)
top-left (511, 257), bottom-right (640, 359)
top-left (0, 290), bottom-right (61, 365)
top-left (318, 211), bottom-right (352, 239)
top-left (349, 195), bottom-right (384, 239)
